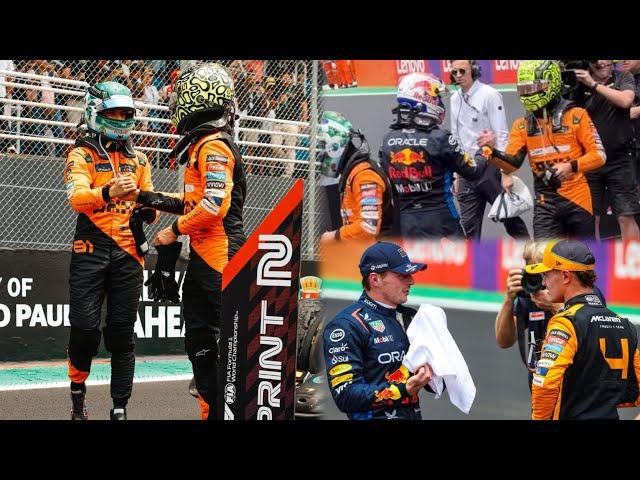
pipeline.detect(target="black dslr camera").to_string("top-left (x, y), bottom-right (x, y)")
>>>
top-left (562, 60), bottom-right (592, 71)
top-left (560, 60), bottom-right (596, 98)
top-left (520, 270), bottom-right (544, 295)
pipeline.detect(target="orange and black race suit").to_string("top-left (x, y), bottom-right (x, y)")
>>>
top-left (337, 154), bottom-right (392, 242)
top-left (174, 132), bottom-right (246, 272)
top-left (489, 101), bottom-right (606, 238)
top-left (139, 131), bottom-right (246, 418)
top-left (64, 141), bottom-right (153, 403)
top-left (531, 293), bottom-right (640, 420)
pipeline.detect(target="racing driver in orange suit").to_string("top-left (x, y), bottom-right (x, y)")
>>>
top-left (481, 60), bottom-right (606, 239)
top-left (526, 239), bottom-right (640, 419)
top-left (319, 111), bottom-right (393, 244)
top-left (65, 81), bottom-right (156, 420)
top-left (131, 63), bottom-right (246, 420)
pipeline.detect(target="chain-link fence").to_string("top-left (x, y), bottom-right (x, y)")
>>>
top-left (0, 59), bottom-right (325, 260)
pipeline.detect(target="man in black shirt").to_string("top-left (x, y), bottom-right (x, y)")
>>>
top-left (573, 60), bottom-right (640, 240)
top-left (620, 60), bottom-right (640, 191)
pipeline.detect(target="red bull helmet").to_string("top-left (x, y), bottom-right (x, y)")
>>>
top-left (396, 73), bottom-right (446, 126)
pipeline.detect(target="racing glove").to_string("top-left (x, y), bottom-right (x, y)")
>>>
top-left (129, 207), bottom-right (157, 257)
top-left (137, 190), bottom-right (184, 214)
top-left (145, 241), bottom-right (182, 303)
top-left (537, 165), bottom-right (562, 190)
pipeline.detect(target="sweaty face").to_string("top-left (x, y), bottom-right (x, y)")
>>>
top-left (376, 271), bottom-right (415, 306)
top-left (542, 270), bottom-right (565, 303)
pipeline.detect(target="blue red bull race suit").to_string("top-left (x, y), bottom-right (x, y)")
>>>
top-left (323, 291), bottom-right (424, 420)
top-left (379, 124), bottom-right (487, 238)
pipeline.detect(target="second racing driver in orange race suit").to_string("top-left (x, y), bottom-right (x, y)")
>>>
top-left (319, 110), bottom-right (393, 244)
top-left (131, 63), bottom-right (247, 420)
top-left (482, 60), bottom-right (606, 239)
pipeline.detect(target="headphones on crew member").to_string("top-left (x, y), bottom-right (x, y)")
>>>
top-left (450, 60), bottom-right (482, 84)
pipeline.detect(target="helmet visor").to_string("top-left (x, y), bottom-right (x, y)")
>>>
top-left (517, 79), bottom-right (550, 96)
top-left (100, 94), bottom-right (135, 115)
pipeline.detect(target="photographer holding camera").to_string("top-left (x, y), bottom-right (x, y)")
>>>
top-left (495, 241), bottom-right (564, 389)
top-left (482, 60), bottom-right (606, 239)
top-left (569, 61), bottom-right (640, 241)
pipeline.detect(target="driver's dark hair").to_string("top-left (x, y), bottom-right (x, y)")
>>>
top-left (574, 270), bottom-right (596, 288)
top-left (362, 271), bottom-right (388, 291)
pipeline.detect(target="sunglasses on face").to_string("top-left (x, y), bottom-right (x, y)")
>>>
top-left (592, 63), bottom-right (613, 70)
top-left (451, 68), bottom-right (467, 76)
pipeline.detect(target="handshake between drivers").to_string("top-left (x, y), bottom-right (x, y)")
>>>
top-left (106, 174), bottom-right (139, 200)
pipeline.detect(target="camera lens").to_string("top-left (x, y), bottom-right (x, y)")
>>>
top-left (521, 270), bottom-right (544, 295)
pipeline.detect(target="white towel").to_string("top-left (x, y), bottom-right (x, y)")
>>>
top-left (402, 304), bottom-right (476, 414)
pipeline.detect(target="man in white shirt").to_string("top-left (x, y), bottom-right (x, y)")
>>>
top-left (450, 60), bottom-right (529, 240)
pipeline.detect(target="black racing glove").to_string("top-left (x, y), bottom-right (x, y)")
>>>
top-left (137, 190), bottom-right (185, 214)
top-left (129, 207), bottom-right (157, 257)
top-left (145, 241), bottom-right (182, 303)
top-left (538, 165), bottom-right (562, 190)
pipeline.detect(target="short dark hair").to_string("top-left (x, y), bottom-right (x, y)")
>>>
top-left (362, 273), bottom-right (372, 290)
top-left (574, 270), bottom-right (597, 288)
top-left (362, 271), bottom-right (389, 291)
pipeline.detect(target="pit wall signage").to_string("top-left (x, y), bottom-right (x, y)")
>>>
top-left (0, 249), bottom-right (187, 361)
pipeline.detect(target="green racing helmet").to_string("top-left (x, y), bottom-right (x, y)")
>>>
top-left (83, 81), bottom-right (136, 141)
top-left (516, 60), bottom-right (562, 112)
top-left (318, 111), bottom-right (356, 178)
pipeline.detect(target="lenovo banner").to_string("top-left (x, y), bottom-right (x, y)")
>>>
top-left (347, 60), bottom-right (524, 88)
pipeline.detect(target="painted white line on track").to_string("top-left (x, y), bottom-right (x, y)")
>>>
top-left (0, 374), bottom-right (192, 392)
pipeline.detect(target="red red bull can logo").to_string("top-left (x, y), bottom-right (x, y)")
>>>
top-left (390, 148), bottom-right (426, 166)
top-left (385, 366), bottom-right (409, 383)
top-left (374, 387), bottom-right (398, 402)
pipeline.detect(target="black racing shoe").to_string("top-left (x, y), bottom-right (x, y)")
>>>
top-left (70, 390), bottom-right (88, 420)
top-left (110, 408), bottom-right (127, 420)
